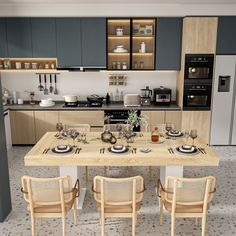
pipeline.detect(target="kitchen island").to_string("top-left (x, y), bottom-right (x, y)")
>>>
top-left (24, 132), bottom-right (219, 209)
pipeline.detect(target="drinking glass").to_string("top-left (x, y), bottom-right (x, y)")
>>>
top-left (56, 122), bottom-right (63, 138)
top-left (185, 131), bottom-right (189, 143)
top-left (190, 129), bottom-right (197, 146)
top-left (165, 122), bottom-right (172, 139)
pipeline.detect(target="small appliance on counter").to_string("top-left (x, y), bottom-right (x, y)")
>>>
top-left (124, 94), bottom-right (141, 107)
top-left (87, 94), bottom-right (104, 107)
top-left (153, 86), bottom-right (171, 105)
top-left (140, 86), bottom-right (152, 106)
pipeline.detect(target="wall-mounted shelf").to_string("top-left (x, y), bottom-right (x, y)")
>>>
top-left (0, 58), bottom-right (58, 71)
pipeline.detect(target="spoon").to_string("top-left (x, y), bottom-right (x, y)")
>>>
top-left (54, 74), bottom-right (58, 95)
top-left (38, 74), bottom-right (44, 91)
top-left (44, 74), bottom-right (48, 95)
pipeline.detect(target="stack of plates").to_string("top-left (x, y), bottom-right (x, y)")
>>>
top-left (39, 98), bottom-right (55, 107)
top-left (113, 45), bottom-right (128, 53)
top-left (167, 130), bottom-right (183, 137)
top-left (108, 145), bottom-right (129, 154)
top-left (52, 145), bottom-right (73, 154)
top-left (176, 145), bottom-right (197, 154)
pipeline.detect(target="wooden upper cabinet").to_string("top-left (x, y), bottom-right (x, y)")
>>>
top-left (183, 17), bottom-right (218, 54)
top-left (10, 111), bottom-right (35, 145)
top-left (34, 111), bottom-right (59, 142)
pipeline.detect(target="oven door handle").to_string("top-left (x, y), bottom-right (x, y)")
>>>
top-left (189, 88), bottom-right (207, 91)
top-left (109, 119), bottom-right (127, 122)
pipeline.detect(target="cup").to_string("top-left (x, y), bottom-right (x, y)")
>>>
top-left (17, 98), bottom-right (24, 105)
top-left (15, 62), bottom-right (22, 69)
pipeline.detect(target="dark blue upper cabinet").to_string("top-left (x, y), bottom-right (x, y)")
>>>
top-left (6, 18), bottom-right (32, 57)
top-left (31, 18), bottom-right (57, 58)
top-left (156, 18), bottom-right (182, 70)
top-left (216, 16), bottom-right (236, 55)
top-left (56, 18), bottom-right (82, 67)
top-left (0, 18), bottom-right (8, 57)
top-left (81, 18), bottom-right (106, 67)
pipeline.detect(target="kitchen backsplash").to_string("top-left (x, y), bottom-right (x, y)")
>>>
top-left (1, 71), bottom-right (177, 102)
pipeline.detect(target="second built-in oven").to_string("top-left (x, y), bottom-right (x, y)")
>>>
top-left (183, 84), bottom-right (212, 110)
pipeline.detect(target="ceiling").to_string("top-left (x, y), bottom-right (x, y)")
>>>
top-left (0, 0), bottom-right (236, 3)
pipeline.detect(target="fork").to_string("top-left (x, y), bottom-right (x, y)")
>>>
top-left (43, 148), bottom-right (50, 154)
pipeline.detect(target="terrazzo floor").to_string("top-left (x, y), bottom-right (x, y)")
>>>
top-left (0, 146), bottom-right (236, 236)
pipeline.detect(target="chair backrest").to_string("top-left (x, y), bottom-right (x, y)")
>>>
top-left (103, 124), bottom-right (132, 132)
top-left (66, 124), bottom-right (91, 132)
top-left (93, 176), bottom-right (144, 206)
top-left (164, 176), bottom-right (216, 207)
top-left (21, 176), bottom-right (74, 208)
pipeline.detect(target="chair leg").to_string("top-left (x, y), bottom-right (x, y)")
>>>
top-left (171, 214), bottom-right (175, 236)
top-left (194, 217), bottom-right (198, 226)
top-left (73, 201), bottom-right (77, 225)
top-left (160, 200), bottom-right (163, 226)
top-left (62, 215), bottom-right (66, 236)
top-left (132, 212), bottom-right (136, 236)
top-left (30, 213), bottom-right (35, 236)
top-left (202, 215), bottom-right (206, 236)
top-left (104, 166), bottom-right (106, 176)
top-left (85, 166), bottom-right (88, 183)
top-left (101, 215), bottom-right (105, 236)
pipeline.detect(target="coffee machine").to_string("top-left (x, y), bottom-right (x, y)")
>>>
top-left (140, 86), bottom-right (152, 106)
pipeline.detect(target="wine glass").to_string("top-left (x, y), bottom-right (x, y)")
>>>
top-left (70, 129), bottom-right (79, 147)
top-left (190, 129), bottom-right (197, 146)
top-left (165, 122), bottom-right (172, 139)
top-left (56, 122), bottom-right (63, 138)
top-left (185, 130), bottom-right (189, 143)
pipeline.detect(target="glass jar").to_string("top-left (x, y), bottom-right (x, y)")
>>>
top-left (116, 62), bottom-right (121, 70)
top-left (151, 127), bottom-right (159, 142)
top-left (122, 62), bottom-right (127, 70)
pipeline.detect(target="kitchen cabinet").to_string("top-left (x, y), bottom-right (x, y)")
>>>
top-left (141, 111), bottom-right (165, 131)
top-left (58, 111), bottom-right (104, 128)
top-left (10, 111), bottom-right (35, 145)
top-left (6, 18), bottom-right (32, 57)
top-left (182, 17), bottom-right (218, 54)
top-left (56, 18), bottom-right (82, 67)
top-left (31, 18), bottom-right (57, 58)
top-left (81, 18), bottom-right (106, 67)
top-left (156, 18), bottom-right (182, 70)
top-left (216, 16), bottom-right (236, 55)
top-left (181, 111), bottom-right (211, 144)
top-left (0, 18), bottom-right (8, 57)
top-left (165, 111), bottom-right (181, 131)
top-left (34, 111), bottom-right (59, 142)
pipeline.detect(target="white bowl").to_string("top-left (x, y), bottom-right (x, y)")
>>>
top-left (41, 98), bottom-right (53, 105)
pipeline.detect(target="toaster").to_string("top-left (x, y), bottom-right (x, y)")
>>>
top-left (124, 94), bottom-right (141, 107)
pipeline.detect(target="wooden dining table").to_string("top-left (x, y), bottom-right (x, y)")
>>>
top-left (24, 132), bottom-right (219, 209)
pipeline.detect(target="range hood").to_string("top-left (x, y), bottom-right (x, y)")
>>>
top-left (57, 66), bottom-right (106, 72)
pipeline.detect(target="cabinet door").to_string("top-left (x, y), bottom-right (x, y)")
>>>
top-left (6, 18), bottom-right (32, 57)
top-left (156, 18), bottom-right (182, 70)
top-left (56, 18), bottom-right (82, 67)
top-left (183, 17), bottom-right (218, 53)
top-left (34, 111), bottom-right (59, 142)
top-left (141, 111), bottom-right (165, 131)
top-left (216, 17), bottom-right (236, 55)
top-left (0, 18), bottom-right (8, 57)
top-left (181, 111), bottom-right (211, 144)
top-left (31, 18), bottom-right (57, 58)
top-left (165, 111), bottom-right (181, 131)
top-left (81, 18), bottom-right (106, 67)
top-left (58, 111), bottom-right (104, 127)
top-left (10, 111), bottom-right (35, 145)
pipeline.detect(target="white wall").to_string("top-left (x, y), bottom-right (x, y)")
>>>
top-left (0, 71), bottom-right (177, 102)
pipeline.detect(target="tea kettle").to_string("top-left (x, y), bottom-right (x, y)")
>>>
top-left (141, 86), bottom-right (152, 98)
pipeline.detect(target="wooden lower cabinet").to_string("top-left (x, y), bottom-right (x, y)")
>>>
top-left (10, 111), bottom-right (36, 145)
top-left (34, 111), bottom-right (59, 142)
top-left (181, 111), bottom-right (211, 144)
top-left (165, 111), bottom-right (181, 131)
top-left (141, 111), bottom-right (165, 131)
top-left (58, 111), bottom-right (104, 128)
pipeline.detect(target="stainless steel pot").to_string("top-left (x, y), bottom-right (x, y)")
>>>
top-left (63, 95), bottom-right (78, 103)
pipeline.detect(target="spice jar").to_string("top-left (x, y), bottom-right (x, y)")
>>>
top-left (116, 62), bottom-right (121, 70)
top-left (122, 62), bottom-right (127, 70)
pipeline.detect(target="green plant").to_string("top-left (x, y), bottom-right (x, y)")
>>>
top-left (127, 110), bottom-right (147, 127)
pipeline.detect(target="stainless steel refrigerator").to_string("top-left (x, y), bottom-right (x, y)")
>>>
top-left (210, 55), bottom-right (236, 145)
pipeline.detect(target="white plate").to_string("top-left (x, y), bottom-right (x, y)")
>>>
top-left (140, 148), bottom-right (151, 153)
top-left (167, 131), bottom-right (183, 137)
top-left (178, 146), bottom-right (195, 153)
top-left (113, 49), bottom-right (128, 53)
top-left (54, 145), bottom-right (71, 153)
top-left (148, 138), bottom-right (165, 144)
top-left (39, 101), bottom-right (55, 107)
top-left (111, 146), bottom-right (126, 153)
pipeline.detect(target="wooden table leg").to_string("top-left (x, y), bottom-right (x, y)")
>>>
top-left (59, 166), bottom-right (86, 210)
top-left (160, 166), bottom-right (184, 187)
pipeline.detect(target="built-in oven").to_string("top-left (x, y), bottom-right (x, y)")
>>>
top-left (183, 84), bottom-right (212, 110)
top-left (184, 54), bottom-right (214, 84)
top-left (104, 110), bottom-right (141, 132)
